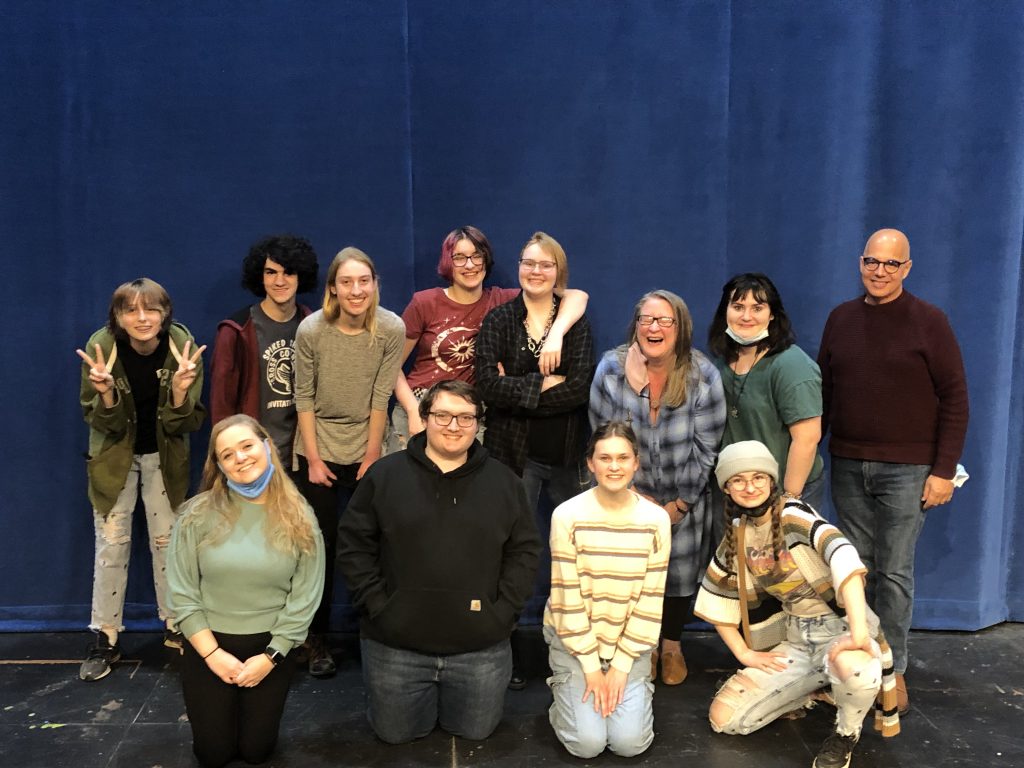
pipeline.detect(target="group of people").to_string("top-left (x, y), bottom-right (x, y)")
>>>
top-left (75, 226), bottom-right (967, 768)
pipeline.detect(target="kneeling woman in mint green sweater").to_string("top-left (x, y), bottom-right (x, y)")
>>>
top-left (168, 415), bottom-right (325, 768)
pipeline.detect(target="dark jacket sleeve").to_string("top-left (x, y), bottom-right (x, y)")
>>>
top-left (337, 472), bottom-right (390, 618)
top-left (209, 321), bottom-right (244, 426)
top-left (817, 312), bottom-right (835, 438)
top-left (494, 472), bottom-right (542, 622)
top-left (924, 310), bottom-right (969, 478)
top-left (475, 304), bottom-right (545, 410)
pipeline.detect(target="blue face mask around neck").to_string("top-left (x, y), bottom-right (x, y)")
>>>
top-left (223, 440), bottom-right (276, 499)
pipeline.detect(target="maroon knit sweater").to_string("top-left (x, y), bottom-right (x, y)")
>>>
top-left (817, 291), bottom-right (968, 479)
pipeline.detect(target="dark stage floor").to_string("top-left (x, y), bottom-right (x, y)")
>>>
top-left (1, 624), bottom-right (1021, 767)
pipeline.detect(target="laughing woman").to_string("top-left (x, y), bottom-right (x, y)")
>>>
top-left (168, 415), bottom-right (325, 768)
top-left (589, 290), bottom-right (726, 686)
top-left (695, 441), bottom-right (898, 768)
top-left (544, 421), bottom-right (670, 758)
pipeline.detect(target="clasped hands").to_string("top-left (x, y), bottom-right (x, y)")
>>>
top-left (582, 666), bottom-right (629, 718)
top-left (205, 647), bottom-right (274, 688)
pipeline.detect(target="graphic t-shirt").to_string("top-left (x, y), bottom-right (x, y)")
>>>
top-left (118, 334), bottom-right (169, 455)
top-left (745, 519), bottom-right (829, 618)
top-left (402, 286), bottom-right (520, 390)
top-left (252, 304), bottom-right (302, 465)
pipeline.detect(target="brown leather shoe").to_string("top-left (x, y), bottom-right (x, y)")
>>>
top-left (895, 673), bottom-right (910, 714)
top-left (650, 650), bottom-right (659, 682)
top-left (661, 649), bottom-right (688, 685)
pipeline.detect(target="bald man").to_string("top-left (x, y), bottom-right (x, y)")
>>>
top-left (817, 229), bottom-right (968, 714)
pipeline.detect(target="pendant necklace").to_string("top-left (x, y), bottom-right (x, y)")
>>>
top-left (524, 301), bottom-right (557, 358)
top-left (729, 349), bottom-right (766, 418)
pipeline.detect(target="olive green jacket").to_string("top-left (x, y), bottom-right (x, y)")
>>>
top-left (81, 323), bottom-right (206, 516)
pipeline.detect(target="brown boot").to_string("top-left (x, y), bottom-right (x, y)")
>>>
top-left (661, 649), bottom-right (688, 685)
top-left (895, 673), bottom-right (910, 714)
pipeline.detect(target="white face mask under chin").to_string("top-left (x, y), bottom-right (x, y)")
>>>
top-left (726, 326), bottom-right (769, 346)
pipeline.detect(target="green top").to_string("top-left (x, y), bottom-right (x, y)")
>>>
top-left (167, 495), bottom-right (325, 654)
top-left (714, 345), bottom-right (824, 485)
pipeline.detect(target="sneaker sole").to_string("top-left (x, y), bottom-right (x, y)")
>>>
top-left (79, 652), bottom-right (122, 682)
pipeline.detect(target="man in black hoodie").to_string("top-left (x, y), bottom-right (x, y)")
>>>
top-left (339, 380), bottom-right (540, 744)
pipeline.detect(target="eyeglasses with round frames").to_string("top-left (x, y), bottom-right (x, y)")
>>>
top-left (636, 314), bottom-right (677, 328)
top-left (725, 473), bottom-right (772, 492)
top-left (451, 252), bottom-right (485, 267)
top-left (428, 411), bottom-right (478, 428)
top-left (861, 256), bottom-right (909, 274)
top-left (519, 259), bottom-right (557, 273)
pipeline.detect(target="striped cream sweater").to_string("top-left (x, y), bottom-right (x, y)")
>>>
top-left (543, 489), bottom-right (671, 674)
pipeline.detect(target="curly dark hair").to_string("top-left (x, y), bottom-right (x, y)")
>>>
top-left (241, 234), bottom-right (319, 297)
top-left (707, 273), bottom-right (795, 363)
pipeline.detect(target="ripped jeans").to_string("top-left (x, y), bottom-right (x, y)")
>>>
top-left (711, 613), bottom-right (881, 738)
top-left (90, 453), bottom-right (177, 634)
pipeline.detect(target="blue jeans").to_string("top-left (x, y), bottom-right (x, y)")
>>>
top-left (360, 636), bottom-right (511, 743)
top-left (711, 613), bottom-right (881, 738)
top-left (829, 458), bottom-right (931, 674)
top-left (522, 459), bottom-right (590, 619)
top-left (544, 625), bottom-right (655, 758)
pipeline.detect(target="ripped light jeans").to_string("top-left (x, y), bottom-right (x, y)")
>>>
top-left (711, 613), bottom-right (881, 738)
top-left (90, 452), bottom-right (177, 633)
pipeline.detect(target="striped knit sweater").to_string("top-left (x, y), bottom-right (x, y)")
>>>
top-left (543, 489), bottom-right (671, 674)
top-left (694, 500), bottom-right (900, 737)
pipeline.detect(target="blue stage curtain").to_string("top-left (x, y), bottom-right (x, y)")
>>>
top-left (1, 1), bottom-right (1020, 631)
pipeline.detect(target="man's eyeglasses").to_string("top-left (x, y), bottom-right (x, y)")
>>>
top-left (724, 473), bottom-right (772, 492)
top-left (451, 253), bottom-right (485, 267)
top-left (636, 315), bottom-right (677, 328)
top-left (519, 259), bottom-right (557, 272)
top-left (428, 411), bottom-right (478, 428)
top-left (861, 256), bottom-right (909, 274)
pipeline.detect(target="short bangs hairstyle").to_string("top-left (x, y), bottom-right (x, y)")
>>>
top-left (418, 379), bottom-right (484, 421)
top-left (437, 226), bottom-right (494, 283)
top-left (522, 231), bottom-right (569, 292)
top-left (241, 234), bottom-right (320, 297)
top-left (322, 246), bottom-right (380, 327)
top-left (587, 420), bottom-right (639, 458)
top-left (107, 278), bottom-right (173, 341)
top-left (707, 272), bottom-right (795, 361)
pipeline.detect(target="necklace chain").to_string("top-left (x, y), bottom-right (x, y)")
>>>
top-left (729, 349), bottom-right (767, 418)
top-left (524, 301), bottom-right (557, 359)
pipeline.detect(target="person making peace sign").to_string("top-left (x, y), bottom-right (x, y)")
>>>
top-left (75, 277), bottom-right (207, 682)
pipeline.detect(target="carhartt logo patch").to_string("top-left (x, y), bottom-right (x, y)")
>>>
top-left (470, 599), bottom-right (481, 612)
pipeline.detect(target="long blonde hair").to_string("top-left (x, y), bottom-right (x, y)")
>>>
top-left (181, 415), bottom-right (317, 556)
top-left (322, 247), bottom-right (380, 343)
top-left (619, 289), bottom-right (696, 408)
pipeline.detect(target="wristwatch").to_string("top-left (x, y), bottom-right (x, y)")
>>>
top-left (264, 646), bottom-right (284, 666)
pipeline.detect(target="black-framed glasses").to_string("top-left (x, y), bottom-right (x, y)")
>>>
top-left (428, 411), bottom-right (478, 428)
top-left (519, 258), bottom-right (557, 272)
top-left (861, 256), bottom-right (908, 274)
top-left (451, 252), bottom-right (485, 267)
top-left (637, 314), bottom-right (677, 328)
top-left (725, 473), bottom-right (772, 492)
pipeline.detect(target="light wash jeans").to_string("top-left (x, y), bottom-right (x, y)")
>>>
top-left (360, 636), bottom-right (511, 744)
top-left (544, 625), bottom-right (655, 758)
top-left (829, 457), bottom-right (931, 674)
top-left (712, 613), bottom-right (881, 738)
top-left (90, 452), bottom-right (176, 633)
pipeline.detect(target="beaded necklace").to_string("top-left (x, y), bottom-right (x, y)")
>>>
top-left (524, 301), bottom-right (557, 358)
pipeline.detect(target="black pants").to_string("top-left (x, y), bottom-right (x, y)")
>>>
top-left (660, 595), bottom-right (696, 640)
top-left (295, 455), bottom-right (359, 634)
top-left (181, 631), bottom-right (295, 768)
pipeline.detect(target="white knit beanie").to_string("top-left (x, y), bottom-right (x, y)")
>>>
top-left (714, 440), bottom-right (779, 490)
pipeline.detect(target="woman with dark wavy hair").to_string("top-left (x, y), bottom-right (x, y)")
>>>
top-left (707, 273), bottom-right (824, 544)
top-left (168, 414), bottom-right (324, 768)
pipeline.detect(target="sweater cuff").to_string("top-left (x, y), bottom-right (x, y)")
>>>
top-left (609, 649), bottom-right (635, 674)
top-left (270, 635), bottom-right (296, 656)
top-left (177, 612), bottom-right (209, 641)
top-left (577, 651), bottom-right (603, 675)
